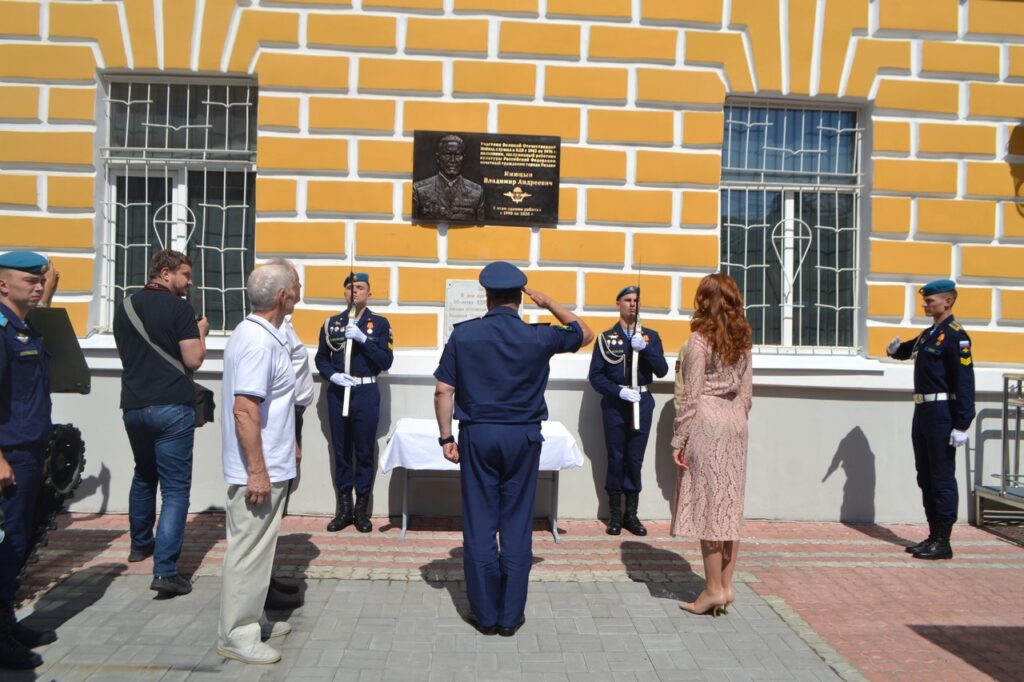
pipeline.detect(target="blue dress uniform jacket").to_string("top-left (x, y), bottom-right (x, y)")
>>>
top-left (588, 324), bottom-right (669, 493)
top-left (314, 309), bottom-right (394, 495)
top-left (0, 301), bottom-right (52, 617)
top-left (891, 315), bottom-right (975, 525)
top-left (434, 306), bottom-right (584, 630)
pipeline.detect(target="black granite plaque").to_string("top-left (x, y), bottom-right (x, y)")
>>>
top-left (412, 131), bottom-right (560, 226)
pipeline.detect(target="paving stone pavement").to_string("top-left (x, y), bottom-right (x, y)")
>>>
top-left (11, 514), bottom-right (1024, 681)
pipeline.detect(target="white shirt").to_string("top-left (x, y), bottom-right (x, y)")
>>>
top-left (221, 314), bottom-right (296, 485)
top-left (283, 315), bottom-right (314, 407)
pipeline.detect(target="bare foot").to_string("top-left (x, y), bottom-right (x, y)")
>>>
top-left (678, 589), bottom-right (727, 616)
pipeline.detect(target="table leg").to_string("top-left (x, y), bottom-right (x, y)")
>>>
top-left (549, 470), bottom-right (561, 544)
top-left (401, 468), bottom-right (409, 541)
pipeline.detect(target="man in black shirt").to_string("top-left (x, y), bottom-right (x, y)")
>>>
top-left (113, 250), bottom-right (208, 596)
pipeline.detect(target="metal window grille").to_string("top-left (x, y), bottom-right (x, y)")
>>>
top-left (101, 79), bottom-right (258, 332)
top-left (720, 104), bottom-right (862, 350)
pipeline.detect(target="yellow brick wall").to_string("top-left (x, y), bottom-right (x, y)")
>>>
top-left (0, 2), bottom-right (1021, 364)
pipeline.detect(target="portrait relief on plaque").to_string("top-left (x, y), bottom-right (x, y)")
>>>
top-left (412, 131), bottom-right (560, 226)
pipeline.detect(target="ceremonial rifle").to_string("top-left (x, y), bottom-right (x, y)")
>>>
top-left (342, 252), bottom-right (355, 417)
top-left (631, 261), bottom-right (642, 431)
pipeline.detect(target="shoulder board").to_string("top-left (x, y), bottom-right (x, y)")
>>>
top-left (949, 321), bottom-right (963, 332)
top-left (453, 317), bottom-right (480, 327)
top-left (0, 312), bottom-right (6, 328)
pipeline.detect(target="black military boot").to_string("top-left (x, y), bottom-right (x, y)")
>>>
top-left (622, 493), bottom-right (647, 536)
top-left (913, 521), bottom-right (953, 560)
top-left (905, 521), bottom-right (936, 554)
top-left (354, 493), bottom-right (373, 533)
top-left (326, 488), bottom-right (353, 532)
top-left (0, 619), bottom-right (42, 670)
top-left (606, 493), bottom-right (622, 536)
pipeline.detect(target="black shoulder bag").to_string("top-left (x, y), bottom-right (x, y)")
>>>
top-left (123, 295), bottom-right (215, 427)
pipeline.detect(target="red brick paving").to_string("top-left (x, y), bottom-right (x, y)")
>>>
top-left (18, 514), bottom-right (1024, 681)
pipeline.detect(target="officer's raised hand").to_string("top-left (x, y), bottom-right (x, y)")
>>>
top-left (330, 372), bottom-right (357, 387)
top-left (345, 321), bottom-right (367, 344)
top-left (619, 387), bottom-right (641, 403)
top-left (886, 337), bottom-right (900, 357)
top-left (949, 429), bottom-right (968, 448)
top-left (630, 333), bottom-right (647, 351)
top-left (522, 286), bottom-right (553, 310)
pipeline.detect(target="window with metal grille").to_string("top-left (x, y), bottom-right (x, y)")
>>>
top-left (101, 79), bottom-right (257, 332)
top-left (720, 104), bottom-right (862, 350)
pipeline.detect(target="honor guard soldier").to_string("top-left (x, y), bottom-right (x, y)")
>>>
top-left (588, 286), bottom-right (668, 536)
top-left (0, 251), bottom-right (57, 670)
top-left (315, 273), bottom-right (393, 533)
top-left (887, 279), bottom-right (975, 560)
top-left (433, 262), bottom-right (593, 636)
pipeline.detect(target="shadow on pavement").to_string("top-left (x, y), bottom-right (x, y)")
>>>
top-left (908, 624), bottom-right (1024, 682)
top-left (620, 539), bottom-right (700, 602)
top-left (418, 547), bottom-right (544, 618)
top-left (267, 531), bottom-right (320, 619)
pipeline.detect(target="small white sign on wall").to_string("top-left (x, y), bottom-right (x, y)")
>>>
top-left (444, 280), bottom-right (488, 341)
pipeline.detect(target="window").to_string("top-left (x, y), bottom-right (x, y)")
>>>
top-left (101, 79), bottom-right (258, 332)
top-left (720, 104), bottom-right (862, 350)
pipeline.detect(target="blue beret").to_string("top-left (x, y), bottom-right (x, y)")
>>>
top-left (479, 261), bottom-right (527, 290)
top-left (344, 272), bottom-right (370, 287)
top-left (0, 250), bottom-right (48, 274)
top-left (616, 285), bottom-right (640, 301)
top-left (919, 279), bottom-right (956, 296)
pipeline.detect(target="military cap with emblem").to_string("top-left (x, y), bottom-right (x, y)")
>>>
top-left (0, 250), bottom-right (48, 275)
top-left (616, 285), bottom-right (639, 301)
top-left (478, 261), bottom-right (527, 291)
top-left (344, 272), bottom-right (370, 287)
top-left (919, 279), bottom-right (956, 296)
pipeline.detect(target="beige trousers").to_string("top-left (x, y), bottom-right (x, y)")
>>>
top-left (218, 480), bottom-right (289, 648)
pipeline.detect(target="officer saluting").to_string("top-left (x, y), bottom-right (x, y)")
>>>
top-left (434, 262), bottom-right (593, 636)
top-left (0, 251), bottom-right (57, 670)
top-left (887, 279), bottom-right (975, 560)
top-left (588, 286), bottom-right (668, 536)
top-left (315, 273), bottom-right (393, 533)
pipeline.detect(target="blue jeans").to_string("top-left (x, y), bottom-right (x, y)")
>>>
top-left (123, 403), bottom-right (195, 578)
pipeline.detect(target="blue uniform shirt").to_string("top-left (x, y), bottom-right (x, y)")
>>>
top-left (0, 301), bottom-right (51, 449)
top-left (315, 308), bottom-right (394, 380)
top-left (434, 306), bottom-right (584, 425)
top-left (588, 324), bottom-right (669, 399)
top-left (892, 315), bottom-right (975, 431)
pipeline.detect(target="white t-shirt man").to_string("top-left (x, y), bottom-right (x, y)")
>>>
top-left (221, 314), bottom-right (297, 485)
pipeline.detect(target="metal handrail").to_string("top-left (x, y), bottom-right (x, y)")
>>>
top-left (1002, 374), bottom-right (1024, 496)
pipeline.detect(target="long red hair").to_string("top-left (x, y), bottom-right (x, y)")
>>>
top-left (690, 273), bottom-right (752, 365)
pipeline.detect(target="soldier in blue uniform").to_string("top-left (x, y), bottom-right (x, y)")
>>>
top-left (434, 262), bottom-right (593, 636)
top-left (887, 279), bottom-right (975, 560)
top-left (315, 273), bottom-right (393, 533)
top-left (0, 251), bottom-right (57, 670)
top-left (588, 286), bottom-right (669, 536)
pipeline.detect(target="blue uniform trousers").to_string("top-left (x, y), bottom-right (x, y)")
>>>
top-left (326, 383), bottom-right (380, 495)
top-left (911, 402), bottom-right (958, 524)
top-left (600, 392), bottom-right (654, 494)
top-left (459, 423), bottom-right (543, 629)
top-left (0, 444), bottom-right (45, 621)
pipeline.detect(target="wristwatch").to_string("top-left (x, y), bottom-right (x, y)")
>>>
top-left (438, 435), bottom-right (455, 446)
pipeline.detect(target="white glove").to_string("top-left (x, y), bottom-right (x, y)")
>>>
top-left (345, 321), bottom-right (367, 344)
top-left (330, 373), bottom-right (357, 388)
top-left (630, 334), bottom-right (647, 351)
top-left (949, 429), bottom-right (968, 448)
top-left (886, 337), bottom-right (900, 357)
top-left (619, 387), bottom-right (641, 403)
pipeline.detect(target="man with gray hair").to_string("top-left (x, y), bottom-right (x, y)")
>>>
top-left (217, 261), bottom-right (300, 665)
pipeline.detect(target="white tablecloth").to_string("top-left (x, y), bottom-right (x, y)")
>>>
top-left (379, 418), bottom-right (583, 473)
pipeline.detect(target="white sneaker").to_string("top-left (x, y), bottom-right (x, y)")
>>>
top-left (260, 620), bottom-right (291, 640)
top-left (217, 641), bottom-right (281, 664)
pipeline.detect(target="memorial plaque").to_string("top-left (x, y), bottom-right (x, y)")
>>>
top-left (413, 131), bottom-right (560, 226)
top-left (444, 280), bottom-right (488, 341)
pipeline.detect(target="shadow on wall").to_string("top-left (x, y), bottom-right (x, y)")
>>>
top-left (1009, 125), bottom-right (1024, 213)
top-left (653, 396), bottom-right (678, 505)
top-left (69, 462), bottom-right (112, 516)
top-left (909, 625), bottom-right (1024, 682)
top-left (576, 389), bottom-right (608, 519)
top-left (822, 426), bottom-right (877, 523)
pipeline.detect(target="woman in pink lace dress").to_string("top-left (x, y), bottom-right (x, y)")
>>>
top-left (671, 274), bottom-right (752, 616)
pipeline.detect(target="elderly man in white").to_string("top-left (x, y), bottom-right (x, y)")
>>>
top-left (217, 262), bottom-right (300, 665)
